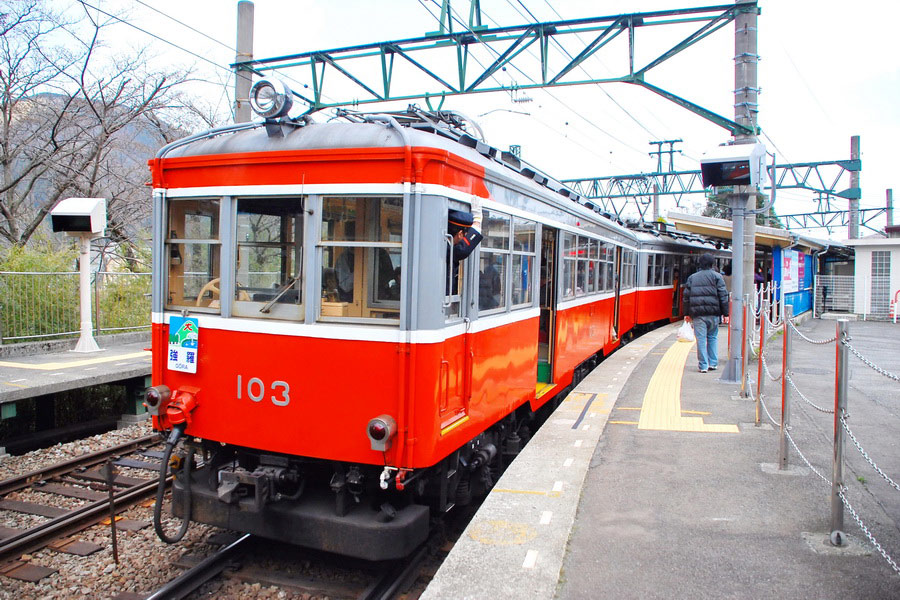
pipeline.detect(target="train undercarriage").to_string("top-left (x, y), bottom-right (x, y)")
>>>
top-left (168, 410), bottom-right (539, 561)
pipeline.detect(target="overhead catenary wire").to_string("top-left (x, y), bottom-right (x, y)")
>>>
top-left (511, 0), bottom-right (662, 143)
top-left (130, 0), bottom-right (235, 52)
top-left (416, 0), bottom-right (635, 172)
top-left (76, 0), bottom-right (233, 75)
top-left (422, 0), bottom-right (648, 158)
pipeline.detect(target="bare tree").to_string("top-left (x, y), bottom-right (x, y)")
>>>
top-left (0, 0), bottom-right (208, 261)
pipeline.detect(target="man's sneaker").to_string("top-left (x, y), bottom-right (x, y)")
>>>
top-left (699, 368), bottom-right (708, 373)
top-left (709, 365), bottom-right (717, 371)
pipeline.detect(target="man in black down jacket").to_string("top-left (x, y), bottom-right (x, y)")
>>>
top-left (682, 253), bottom-right (729, 372)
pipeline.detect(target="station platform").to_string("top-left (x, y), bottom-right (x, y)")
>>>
top-left (0, 334), bottom-right (151, 406)
top-left (423, 319), bottom-right (900, 599)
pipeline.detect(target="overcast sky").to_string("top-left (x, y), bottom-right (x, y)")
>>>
top-left (81, 0), bottom-right (900, 238)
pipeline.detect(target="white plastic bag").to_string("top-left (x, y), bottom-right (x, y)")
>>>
top-left (677, 320), bottom-right (695, 343)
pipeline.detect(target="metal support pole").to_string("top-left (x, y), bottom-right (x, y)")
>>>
top-left (73, 234), bottom-right (100, 353)
top-left (848, 136), bottom-right (860, 239)
top-left (778, 304), bottom-right (793, 469)
top-left (831, 319), bottom-right (849, 546)
top-left (740, 296), bottom-right (749, 397)
top-left (756, 296), bottom-right (767, 426)
top-left (105, 460), bottom-right (119, 564)
top-left (887, 188), bottom-right (894, 228)
top-left (234, 1), bottom-right (255, 123)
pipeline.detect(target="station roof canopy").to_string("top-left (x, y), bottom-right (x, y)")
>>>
top-left (666, 211), bottom-right (838, 253)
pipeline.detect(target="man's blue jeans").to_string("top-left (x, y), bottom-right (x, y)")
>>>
top-left (693, 315), bottom-right (720, 371)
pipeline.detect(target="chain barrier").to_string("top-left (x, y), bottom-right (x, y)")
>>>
top-left (838, 486), bottom-right (900, 575)
top-left (840, 416), bottom-right (900, 494)
top-left (784, 429), bottom-right (832, 485)
top-left (843, 339), bottom-right (900, 384)
top-left (757, 383), bottom-right (782, 428)
top-left (761, 352), bottom-right (783, 382)
top-left (787, 319), bottom-right (837, 345)
top-left (785, 375), bottom-right (835, 414)
top-left (759, 318), bottom-right (900, 576)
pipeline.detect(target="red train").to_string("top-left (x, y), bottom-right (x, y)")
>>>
top-left (146, 81), bottom-right (725, 560)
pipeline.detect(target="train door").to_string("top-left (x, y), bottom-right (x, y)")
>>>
top-left (538, 226), bottom-right (558, 385)
top-left (612, 245), bottom-right (622, 340)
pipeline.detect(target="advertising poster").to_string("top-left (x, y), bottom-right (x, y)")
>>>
top-left (782, 249), bottom-right (799, 294)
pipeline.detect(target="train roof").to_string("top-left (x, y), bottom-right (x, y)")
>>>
top-left (158, 109), bottom-right (639, 241)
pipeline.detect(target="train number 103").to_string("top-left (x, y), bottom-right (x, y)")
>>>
top-left (236, 375), bottom-right (291, 406)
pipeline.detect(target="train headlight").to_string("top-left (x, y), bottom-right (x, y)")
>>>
top-left (366, 415), bottom-right (397, 451)
top-left (249, 77), bottom-right (293, 119)
top-left (144, 385), bottom-right (171, 417)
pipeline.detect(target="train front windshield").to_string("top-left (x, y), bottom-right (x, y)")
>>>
top-left (164, 195), bottom-right (404, 324)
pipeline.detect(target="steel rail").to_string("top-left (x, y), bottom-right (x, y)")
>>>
top-left (0, 434), bottom-right (159, 496)
top-left (0, 475), bottom-right (166, 565)
top-left (143, 533), bottom-right (252, 600)
top-left (360, 543), bottom-right (429, 600)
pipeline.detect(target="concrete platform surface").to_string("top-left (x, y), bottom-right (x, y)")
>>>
top-left (423, 319), bottom-right (900, 599)
top-left (0, 339), bottom-right (151, 404)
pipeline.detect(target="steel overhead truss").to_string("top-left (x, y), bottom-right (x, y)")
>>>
top-left (235, 3), bottom-right (758, 135)
top-left (779, 208), bottom-right (886, 235)
top-left (562, 159), bottom-right (861, 219)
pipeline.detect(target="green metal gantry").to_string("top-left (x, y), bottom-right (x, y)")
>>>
top-left (235, 3), bottom-right (758, 136)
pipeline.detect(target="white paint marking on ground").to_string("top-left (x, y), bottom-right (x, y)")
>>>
top-left (540, 511), bottom-right (553, 525)
top-left (574, 440), bottom-right (583, 447)
top-left (552, 481), bottom-right (564, 492)
top-left (84, 367), bottom-right (97, 371)
top-left (582, 424), bottom-right (590, 431)
top-left (50, 372), bottom-right (65, 376)
top-left (9, 378), bottom-right (26, 383)
top-left (522, 549), bottom-right (539, 569)
top-left (563, 458), bottom-right (574, 467)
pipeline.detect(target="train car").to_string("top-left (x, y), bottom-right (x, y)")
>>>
top-left (146, 80), bottom-right (724, 560)
top-left (632, 227), bottom-right (728, 326)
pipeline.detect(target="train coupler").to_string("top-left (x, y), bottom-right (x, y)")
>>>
top-left (216, 465), bottom-right (299, 512)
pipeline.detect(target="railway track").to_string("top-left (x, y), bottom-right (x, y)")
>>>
top-left (140, 534), bottom-right (434, 600)
top-left (0, 434), bottom-right (165, 568)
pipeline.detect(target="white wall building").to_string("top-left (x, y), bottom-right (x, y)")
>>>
top-left (845, 231), bottom-right (900, 319)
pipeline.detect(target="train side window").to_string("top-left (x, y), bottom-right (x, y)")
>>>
top-left (478, 210), bottom-right (510, 313)
top-left (621, 249), bottom-right (636, 291)
top-left (319, 196), bottom-right (402, 322)
top-left (511, 217), bottom-right (536, 307)
top-left (654, 254), bottom-right (665, 286)
top-left (232, 197), bottom-right (304, 320)
top-left (562, 232), bottom-right (576, 300)
top-left (585, 237), bottom-right (598, 294)
top-left (604, 244), bottom-right (616, 292)
top-left (646, 254), bottom-right (654, 288)
top-left (165, 198), bottom-right (221, 311)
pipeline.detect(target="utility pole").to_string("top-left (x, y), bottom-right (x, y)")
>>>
top-left (649, 139), bottom-right (681, 222)
top-left (721, 0), bottom-right (760, 383)
top-left (887, 189), bottom-right (894, 228)
top-left (848, 136), bottom-right (861, 238)
top-left (234, 1), bottom-right (254, 123)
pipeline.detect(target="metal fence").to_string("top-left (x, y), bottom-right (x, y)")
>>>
top-left (816, 274), bottom-right (897, 320)
top-left (815, 275), bottom-right (854, 316)
top-left (0, 271), bottom-right (151, 343)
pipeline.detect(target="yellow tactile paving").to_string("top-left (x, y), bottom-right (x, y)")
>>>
top-left (0, 351), bottom-right (150, 371)
top-left (637, 340), bottom-right (739, 434)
